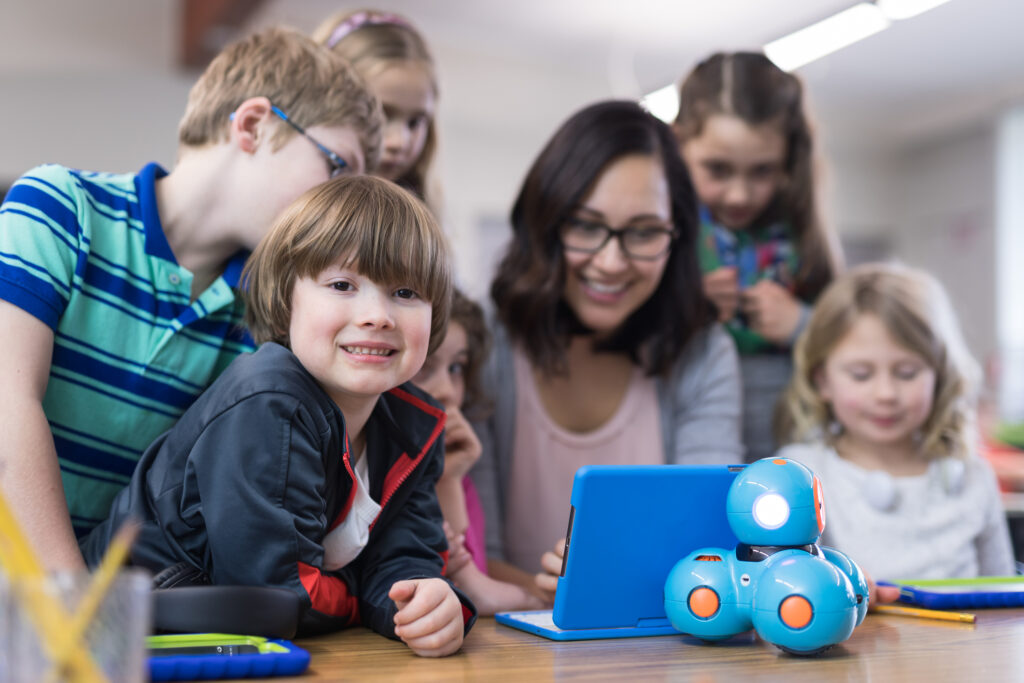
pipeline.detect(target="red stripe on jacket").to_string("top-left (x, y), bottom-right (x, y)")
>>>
top-left (302, 387), bottom-right (457, 624)
top-left (328, 439), bottom-right (357, 533)
top-left (370, 387), bottom-right (446, 529)
top-left (381, 388), bottom-right (468, 625)
top-left (298, 561), bottom-right (361, 622)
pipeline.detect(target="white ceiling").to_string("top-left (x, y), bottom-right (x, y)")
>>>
top-left (2, 0), bottom-right (1023, 149)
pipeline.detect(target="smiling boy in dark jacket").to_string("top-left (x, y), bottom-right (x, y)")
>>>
top-left (81, 176), bottom-right (475, 656)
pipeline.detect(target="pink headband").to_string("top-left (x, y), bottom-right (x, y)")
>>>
top-left (325, 11), bottom-right (412, 48)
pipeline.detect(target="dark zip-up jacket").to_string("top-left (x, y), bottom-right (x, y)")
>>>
top-left (81, 342), bottom-right (477, 637)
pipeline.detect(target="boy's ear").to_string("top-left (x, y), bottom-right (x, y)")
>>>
top-left (231, 97), bottom-right (274, 154)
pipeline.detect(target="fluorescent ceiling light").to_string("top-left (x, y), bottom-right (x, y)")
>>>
top-left (640, 83), bottom-right (679, 124)
top-left (764, 3), bottom-right (890, 72)
top-left (642, 0), bottom-right (955, 117)
top-left (876, 0), bottom-right (954, 20)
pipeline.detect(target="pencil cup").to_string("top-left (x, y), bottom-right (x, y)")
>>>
top-left (4, 567), bottom-right (151, 683)
top-left (0, 574), bottom-right (12, 678)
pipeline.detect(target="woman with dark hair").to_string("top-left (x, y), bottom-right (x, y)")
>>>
top-left (470, 100), bottom-right (743, 590)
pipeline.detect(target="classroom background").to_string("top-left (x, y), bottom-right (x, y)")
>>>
top-left (2, 0), bottom-right (1023, 470)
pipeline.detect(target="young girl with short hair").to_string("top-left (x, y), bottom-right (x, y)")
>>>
top-left (776, 262), bottom-right (1015, 579)
top-left (313, 9), bottom-right (440, 211)
top-left (413, 289), bottom-right (544, 613)
top-left (674, 51), bottom-right (844, 462)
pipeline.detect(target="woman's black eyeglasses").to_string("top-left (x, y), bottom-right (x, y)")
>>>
top-left (560, 217), bottom-right (677, 260)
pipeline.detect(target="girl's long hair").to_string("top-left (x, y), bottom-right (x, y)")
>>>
top-left (777, 262), bottom-right (979, 460)
top-left (312, 9), bottom-right (441, 213)
top-left (675, 52), bottom-right (842, 300)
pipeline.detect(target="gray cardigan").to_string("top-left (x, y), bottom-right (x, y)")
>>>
top-left (469, 323), bottom-right (744, 561)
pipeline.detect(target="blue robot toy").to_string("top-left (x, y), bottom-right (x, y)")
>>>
top-left (664, 457), bottom-right (868, 655)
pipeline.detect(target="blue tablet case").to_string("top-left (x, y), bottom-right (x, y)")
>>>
top-left (148, 633), bottom-right (310, 681)
top-left (496, 464), bottom-right (741, 640)
top-left (878, 577), bottom-right (1024, 610)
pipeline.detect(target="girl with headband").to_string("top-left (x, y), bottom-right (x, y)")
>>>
top-left (314, 9), bottom-right (441, 213)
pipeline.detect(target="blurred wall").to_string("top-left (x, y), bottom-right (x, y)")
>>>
top-left (996, 106), bottom-right (1024, 421)
top-left (428, 43), bottom-right (611, 302)
top-left (894, 125), bottom-right (998, 365)
top-left (0, 74), bottom-right (189, 180)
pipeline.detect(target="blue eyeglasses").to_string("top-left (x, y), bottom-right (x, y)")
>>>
top-left (270, 104), bottom-right (349, 179)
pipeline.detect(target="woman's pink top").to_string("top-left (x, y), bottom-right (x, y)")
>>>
top-left (504, 348), bottom-right (663, 573)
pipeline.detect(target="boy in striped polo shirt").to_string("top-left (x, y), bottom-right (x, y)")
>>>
top-left (0, 26), bottom-right (381, 570)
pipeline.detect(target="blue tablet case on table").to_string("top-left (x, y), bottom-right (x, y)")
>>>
top-left (496, 464), bottom-right (741, 640)
top-left (878, 577), bottom-right (1024, 610)
top-left (148, 633), bottom-right (310, 681)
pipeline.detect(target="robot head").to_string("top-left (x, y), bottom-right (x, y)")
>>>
top-left (726, 457), bottom-right (825, 546)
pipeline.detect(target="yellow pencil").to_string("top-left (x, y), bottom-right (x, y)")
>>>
top-left (46, 521), bottom-right (140, 683)
top-left (871, 603), bottom-right (976, 623)
top-left (0, 488), bottom-right (107, 682)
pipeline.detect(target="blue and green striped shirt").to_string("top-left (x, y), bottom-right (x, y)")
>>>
top-left (0, 163), bottom-right (256, 535)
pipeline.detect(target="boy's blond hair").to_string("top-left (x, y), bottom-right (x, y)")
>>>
top-left (178, 26), bottom-right (382, 170)
top-left (243, 175), bottom-right (451, 354)
top-left (777, 262), bottom-right (980, 460)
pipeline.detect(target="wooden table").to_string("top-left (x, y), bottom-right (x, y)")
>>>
top-left (280, 609), bottom-right (1024, 681)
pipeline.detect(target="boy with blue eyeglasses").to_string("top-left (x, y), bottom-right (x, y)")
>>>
top-left (0, 26), bottom-right (381, 570)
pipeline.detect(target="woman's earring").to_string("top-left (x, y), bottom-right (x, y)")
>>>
top-left (828, 420), bottom-right (843, 437)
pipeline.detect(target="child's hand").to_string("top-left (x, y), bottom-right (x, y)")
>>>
top-left (441, 406), bottom-right (482, 481)
top-left (390, 578), bottom-right (464, 657)
top-left (703, 267), bottom-right (740, 322)
top-left (442, 521), bottom-right (474, 577)
top-left (740, 279), bottom-right (803, 345)
top-left (534, 537), bottom-right (565, 605)
top-left (865, 571), bottom-right (901, 605)
top-left (453, 563), bottom-right (546, 615)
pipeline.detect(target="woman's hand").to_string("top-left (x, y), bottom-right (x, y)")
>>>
top-left (535, 537), bottom-right (565, 604)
